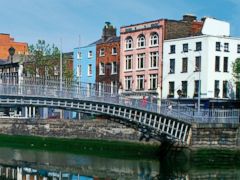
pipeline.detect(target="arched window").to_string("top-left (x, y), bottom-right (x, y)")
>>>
top-left (137, 34), bottom-right (146, 48)
top-left (125, 37), bottom-right (133, 50)
top-left (150, 33), bottom-right (159, 46)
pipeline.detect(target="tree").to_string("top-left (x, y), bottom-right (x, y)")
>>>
top-left (233, 58), bottom-right (240, 99)
top-left (24, 40), bottom-right (73, 81)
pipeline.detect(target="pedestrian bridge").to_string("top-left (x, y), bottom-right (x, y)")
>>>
top-left (0, 81), bottom-right (194, 144)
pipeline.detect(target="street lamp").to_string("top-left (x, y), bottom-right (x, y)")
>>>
top-left (8, 47), bottom-right (15, 64)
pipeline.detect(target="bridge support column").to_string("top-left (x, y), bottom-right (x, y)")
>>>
top-left (28, 107), bottom-right (32, 118)
top-left (25, 107), bottom-right (28, 118)
top-left (33, 107), bottom-right (36, 118)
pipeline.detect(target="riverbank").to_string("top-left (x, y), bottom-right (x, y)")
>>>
top-left (0, 134), bottom-right (160, 159)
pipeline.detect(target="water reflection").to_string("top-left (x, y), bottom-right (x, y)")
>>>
top-left (0, 147), bottom-right (239, 179)
top-left (0, 147), bottom-right (159, 180)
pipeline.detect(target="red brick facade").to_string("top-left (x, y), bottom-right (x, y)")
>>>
top-left (96, 40), bottom-right (120, 86)
top-left (0, 34), bottom-right (28, 60)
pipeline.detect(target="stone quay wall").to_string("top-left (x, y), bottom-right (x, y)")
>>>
top-left (0, 118), bottom-right (142, 142)
top-left (0, 118), bottom-right (240, 148)
top-left (190, 123), bottom-right (240, 148)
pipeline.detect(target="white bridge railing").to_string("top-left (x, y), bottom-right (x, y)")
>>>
top-left (0, 77), bottom-right (239, 124)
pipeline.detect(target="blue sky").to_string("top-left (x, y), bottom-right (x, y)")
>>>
top-left (0, 0), bottom-right (239, 52)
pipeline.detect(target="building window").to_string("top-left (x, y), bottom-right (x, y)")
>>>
top-left (183, 43), bottom-right (188, 52)
top-left (223, 57), bottom-right (228, 72)
top-left (111, 62), bottom-right (117, 74)
top-left (77, 51), bottom-right (82, 59)
top-left (100, 49), bottom-right (105, 56)
top-left (196, 42), bottom-right (202, 51)
top-left (182, 58), bottom-right (188, 73)
top-left (112, 47), bottom-right (117, 55)
top-left (224, 43), bottom-right (229, 52)
top-left (237, 44), bottom-right (240, 53)
top-left (77, 65), bottom-right (81, 77)
top-left (137, 34), bottom-right (146, 48)
top-left (216, 42), bottom-right (221, 51)
top-left (137, 53), bottom-right (145, 69)
top-left (150, 52), bottom-right (159, 68)
top-left (99, 62), bottom-right (105, 75)
top-left (215, 56), bottom-right (220, 72)
top-left (182, 81), bottom-right (187, 97)
top-left (194, 80), bottom-right (201, 97)
top-left (137, 75), bottom-right (145, 90)
top-left (125, 55), bottom-right (133, 70)
top-left (88, 51), bottom-right (93, 58)
top-left (150, 33), bottom-right (159, 46)
top-left (169, 59), bottom-right (175, 74)
top-left (170, 45), bottom-right (175, 54)
top-left (149, 74), bottom-right (157, 90)
top-left (214, 80), bottom-right (220, 98)
top-left (125, 76), bottom-right (132, 91)
top-left (223, 80), bottom-right (228, 98)
top-left (168, 81), bottom-right (174, 98)
top-left (195, 56), bottom-right (201, 72)
top-left (88, 64), bottom-right (92, 76)
top-left (125, 37), bottom-right (133, 50)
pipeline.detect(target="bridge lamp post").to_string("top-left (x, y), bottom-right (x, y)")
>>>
top-left (8, 47), bottom-right (15, 64)
top-left (177, 89), bottom-right (182, 117)
top-left (8, 47), bottom-right (15, 84)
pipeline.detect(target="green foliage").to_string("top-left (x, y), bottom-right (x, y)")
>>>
top-left (26, 40), bottom-right (73, 80)
top-left (233, 58), bottom-right (240, 81)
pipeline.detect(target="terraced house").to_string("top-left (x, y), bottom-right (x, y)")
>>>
top-left (119, 14), bottom-right (204, 99)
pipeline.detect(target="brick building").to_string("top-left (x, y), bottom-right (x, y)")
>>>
top-left (119, 14), bottom-right (204, 98)
top-left (0, 33), bottom-right (28, 60)
top-left (96, 22), bottom-right (120, 93)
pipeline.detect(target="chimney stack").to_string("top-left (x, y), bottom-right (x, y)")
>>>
top-left (102, 22), bottom-right (116, 42)
top-left (183, 14), bottom-right (197, 22)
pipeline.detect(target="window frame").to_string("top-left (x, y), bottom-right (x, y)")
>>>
top-left (195, 56), bottom-right (201, 72)
top-left (215, 56), bottom-right (220, 72)
top-left (125, 55), bottom-right (133, 71)
top-left (111, 61), bottom-right (117, 74)
top-left (88, 64), bottom-right (92, 76)
top-left (182, 43), bottom-right (188, 52)
top-left (125, 37), bottom-right (133, 50)
top-left (149, 74), bottom-right (158, 90)
top-left (137, 53), bottom-right (145, 70)
top-left (150, 33), bottom-right (159, 46)
top-left (149, 51), bottom-right (159, 69)
top-left (169, 59), bottom-right (175, 74)
top-left (137, 34), bottom-right (146, 48)
top-left (112, 47), bottom-right (117, 55)
top-left (99, 62), bottom-right (105, 75)
top-left (137, 75), bottom-right (145, 90)
top-left (182, 57), bottom-right (188, 73)
top-left (125, 76), bottom-right (132, 91)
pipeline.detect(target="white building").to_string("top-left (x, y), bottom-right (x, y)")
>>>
top-left (162, 35), bottom-right (240, 100)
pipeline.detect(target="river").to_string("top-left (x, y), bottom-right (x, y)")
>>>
top-left (0, 147), bottom-right (239, 180)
